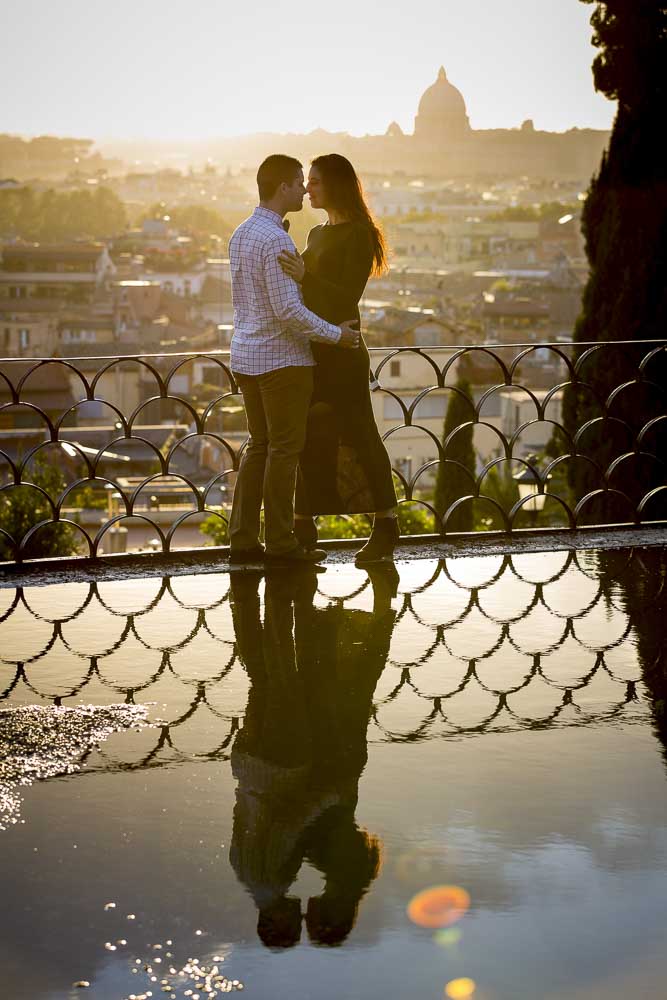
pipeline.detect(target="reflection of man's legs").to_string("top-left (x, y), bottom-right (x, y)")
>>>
top-left (229, 572), bottom-right (264, 683)
top-left (260, 366), bottom-right (313, 555)
top-left (261, 570), bottom-right (314, 765)
top-left (229, 569), bottom-right (313, 950)
top-left (230, 373), bottom-right (268, 552)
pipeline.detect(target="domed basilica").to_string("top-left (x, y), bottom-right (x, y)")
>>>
top-left (341, 66), bottom-right (611, 177)
top-left (414, 66), bottom-right (470, 142)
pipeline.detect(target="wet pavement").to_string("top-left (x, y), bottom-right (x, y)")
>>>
top-left (1, 545), bottom-right (666, 999)
top-left (0, 704), bottom-right (151, 830)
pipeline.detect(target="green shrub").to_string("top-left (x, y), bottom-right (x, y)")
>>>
top-left (198, 504), bottom-right (435, 545)
top-left (0, 460), bottom-right (80, 560)
top-left (200, 512), bottom-right (230, 545)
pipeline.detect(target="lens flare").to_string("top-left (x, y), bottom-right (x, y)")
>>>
top-left (407, 885), bottom-right (470, 928)
top-left (445, 978), bottom-right (476, 999)
top-left (433, 927), bottom-right (462, 947)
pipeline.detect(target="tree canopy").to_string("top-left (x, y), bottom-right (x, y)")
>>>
top-left (434, 379), bottom-right (476, 533)
top-left (141, 202), bottom-right (234, 243)
top-left (0, 134), bottom-right (101, 179)
top-left (583, 0), bottom-right (667, 114)
top-left (562, 1), bottom-right (667, 519)
top-left (0, 185), bottom-right (127, 242)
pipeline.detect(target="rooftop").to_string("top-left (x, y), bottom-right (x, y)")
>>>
top-left (1, 243), bottom-right (107, 259)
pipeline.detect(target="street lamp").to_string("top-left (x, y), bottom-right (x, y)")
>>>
top-left (513, 454), bottom-right (551, 524)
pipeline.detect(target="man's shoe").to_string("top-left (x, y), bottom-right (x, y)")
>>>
top-left (294, 517), bottom-right (318, 550)
top-left (354, 517), bottom-right (400, 564)
top-left (265, 544), bottom-right (327, 565)
top-left (229, 545), bottom-right (265, 565)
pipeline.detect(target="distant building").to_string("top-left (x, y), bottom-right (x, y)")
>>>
top-left (481, 293), bottom-right (550, 343)
top-left (0, 361), bottom-right (75, 427)
top-left (414, 67), bottom-right (471, 146)
top-left (538, 213), bottom-right (585, 263)
top-left (499, 388), bottom-right (563, 454)
top-left (58, 316), bottom-right (115, 347)
top-left (387, 216), bottom-right (542, 270)
top-left (141, 266), bottom-right (208, 298)
top-left (111, 279), bottom-right (163, 338)
top-left (0, 243), bottom-right (116, 303)
top-left (0, 299), bottom-right (63, 356)
top-left (350, 67), bottom-right (610, 177)
top-left (365, 306), bottom-right (459, 347)
top-left (114, 218), bottom-right (193, 255)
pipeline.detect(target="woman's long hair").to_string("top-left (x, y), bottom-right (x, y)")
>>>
top-left (311, 154), bottom-right (388, 276)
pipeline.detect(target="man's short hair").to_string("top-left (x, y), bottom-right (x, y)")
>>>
top-left (257, 155), bottom-right (303, 201)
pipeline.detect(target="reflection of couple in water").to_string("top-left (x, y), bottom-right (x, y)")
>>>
top-left (229, 563), bottom-right (398, 947)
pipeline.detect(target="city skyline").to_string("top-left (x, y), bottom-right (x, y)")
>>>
top-left (2, 0), bottom-right (615, 142)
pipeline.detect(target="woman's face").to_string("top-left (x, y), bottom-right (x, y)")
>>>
top-left (306, 166), bottom-right (327, 210)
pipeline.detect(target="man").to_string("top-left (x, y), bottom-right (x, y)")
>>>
top-left (228, 154), bottom-right (359, 565)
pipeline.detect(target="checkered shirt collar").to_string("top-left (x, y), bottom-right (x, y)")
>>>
top-left (253, 205), bottom-right (286, 229)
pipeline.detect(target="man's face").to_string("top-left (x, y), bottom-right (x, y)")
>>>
top-left (283, 170), bottom-right (306, 212)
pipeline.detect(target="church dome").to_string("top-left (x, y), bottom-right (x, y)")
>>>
top-left (414, 66), bottom-right (470, 144)
top-left (418, 67), bottom-right (467, 117)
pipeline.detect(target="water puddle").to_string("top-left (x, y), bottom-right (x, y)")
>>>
top-left (1, 547), bottom-right (666, 999)
top-left (0, 704), bottom-right (151, 830)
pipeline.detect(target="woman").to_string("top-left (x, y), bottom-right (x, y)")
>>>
top-left (278, 153), bottom-right (399, 563)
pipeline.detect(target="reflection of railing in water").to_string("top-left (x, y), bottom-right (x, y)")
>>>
top-left (1, 339), bottom-right (666, 563)
top-left (1, 548), bottom-right (665, 774)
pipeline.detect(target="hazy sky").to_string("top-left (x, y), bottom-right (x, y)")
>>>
top-left (3, 0), bottom-right (615, 141)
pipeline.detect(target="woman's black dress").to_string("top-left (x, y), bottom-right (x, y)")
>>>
top-left (296, 221), bottom-right (397, 515)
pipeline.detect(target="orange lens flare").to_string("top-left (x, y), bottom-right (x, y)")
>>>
top-left (407, 885), bottom-right (470, 928)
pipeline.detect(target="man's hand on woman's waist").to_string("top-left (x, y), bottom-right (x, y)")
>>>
top-left (337, 320), bottom-right (360, 349)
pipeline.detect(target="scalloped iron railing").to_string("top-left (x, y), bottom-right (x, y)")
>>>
top-left (1, 339), bottom-right (666, 564)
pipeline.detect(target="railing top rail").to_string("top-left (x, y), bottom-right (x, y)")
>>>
top-left (1, 338), bottom-right (666, 364)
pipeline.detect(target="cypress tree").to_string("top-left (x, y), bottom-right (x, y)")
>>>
top-left (435, 379), bottom-right (476, 532)
top-left (564, 1), bottom-right (667, 520)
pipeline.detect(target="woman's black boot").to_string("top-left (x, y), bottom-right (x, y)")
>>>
top-left (354, 516), bottom-right (400, 564)
top-left (294, 517), bottom-right (318, 550)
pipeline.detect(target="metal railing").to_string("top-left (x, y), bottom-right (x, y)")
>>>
top-left (0, 339), bottom-right (666, 564)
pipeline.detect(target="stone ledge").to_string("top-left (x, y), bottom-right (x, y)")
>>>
top-left (1, 524), bottom-right (665, 589)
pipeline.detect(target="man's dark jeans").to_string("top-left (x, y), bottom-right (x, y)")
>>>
top-left (230, 365), bottom-right (314, 555)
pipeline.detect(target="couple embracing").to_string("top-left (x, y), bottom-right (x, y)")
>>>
top-left (228, 153), bottom-right (398, 566)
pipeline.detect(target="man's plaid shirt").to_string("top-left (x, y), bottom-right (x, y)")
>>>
top-left (229, 206), bottom-right (341, 375)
